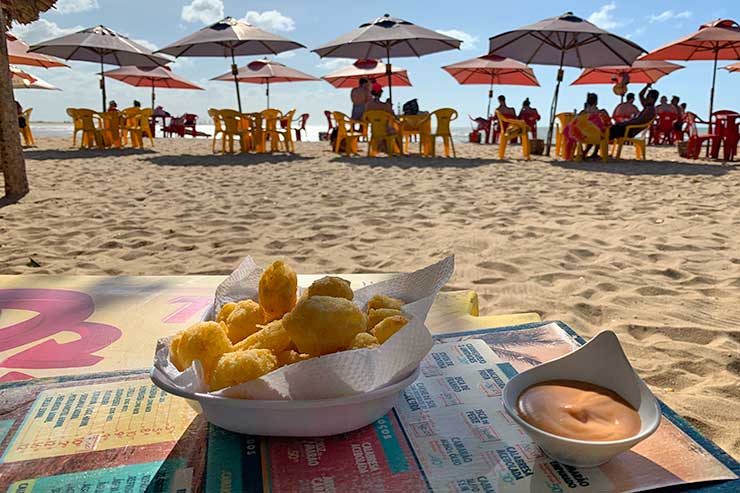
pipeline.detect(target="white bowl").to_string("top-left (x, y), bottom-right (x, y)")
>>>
top-left (502, 330), bottom-right (660, 467)
top-left (151, 366), bottom-right (419, 436)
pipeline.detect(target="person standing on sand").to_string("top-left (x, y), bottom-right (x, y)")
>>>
top-left (350, 78), bottom-right (371, 121)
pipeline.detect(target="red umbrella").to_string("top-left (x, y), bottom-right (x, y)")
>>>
top-left (322, 59), bottom-right (411, 89)
top-left (442, 55), bottom-right (539, 117)
top-left (6, 33), bottom-right (68, 68)
top-left (571, 59), bottom-right (684, 85)
top-left (212, 58), bottom-right (319, 108)
top-left (642, 19), bottom-right (740, 124)
top-left (722, 62), bottom-right (740, 72)
top-left (103, 66), bottom-right (203, 108)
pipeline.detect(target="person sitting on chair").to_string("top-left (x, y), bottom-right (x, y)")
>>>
top-left (350, 78), bottom-right (371, 121)
top-left (608, 84), bottom-right (659, 140)
top-left (107, 100), bottom-right (118, 112)
top-left (133, 100), bottom-right (141, 109)
top-left (496, 95), bottom-right (516, 118)
top-left (518, 98), bottom-right (540, 138)
top-left (365, 86), bottom-right (398, 153)
top-left (671, 96), bottom-right (684, 131)
top-left (655, 95), bottom-right (675, 115)
top-left (613, 93), bottom-right (639, 121)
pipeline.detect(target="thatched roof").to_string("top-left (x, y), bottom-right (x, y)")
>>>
top-left (1, 0), bottom-right (57, 28)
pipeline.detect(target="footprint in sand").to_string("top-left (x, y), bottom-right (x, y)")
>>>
top-left (476, 261), bottom-right (519, 274)
top-left (636, 286), bottom-right (679, 296)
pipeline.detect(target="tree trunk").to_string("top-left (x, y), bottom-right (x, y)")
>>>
top-left (0, 7), bottom-right (29, 198)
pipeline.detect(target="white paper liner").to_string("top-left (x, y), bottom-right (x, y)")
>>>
top-left (153, 256), bottom-right (454, 400)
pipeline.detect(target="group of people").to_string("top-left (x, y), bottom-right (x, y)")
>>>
top-left (562, 84), bottom-right (664, 159)
top-left (615, 92), bottom-right (686, 131)
top-left (495, 95), bottom-right (541, 125)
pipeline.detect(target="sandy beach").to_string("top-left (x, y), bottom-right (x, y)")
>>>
top-left (2, 137), bottom-right (739, 458)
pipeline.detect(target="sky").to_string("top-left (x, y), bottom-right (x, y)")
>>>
top-left (9, 0), bottom-right (740, 125)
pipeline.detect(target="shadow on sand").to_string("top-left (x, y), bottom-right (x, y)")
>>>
top-left (329, 154), bottom-right (509, 169)
top-left (145, 153), bottom-right (307, 167)
top-left (24, 148), bottom-right (157, 161)
top-left (551, 159), bottom-right (738, 177)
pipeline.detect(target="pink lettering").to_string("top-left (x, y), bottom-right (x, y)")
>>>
top-left (162, 296), bottom-right (212, 324)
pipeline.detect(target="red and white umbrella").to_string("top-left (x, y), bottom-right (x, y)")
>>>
top-left (212, 58), bottom-right (319, 108)
top-left (10, 66), bottom-right (61, 90)
top-left (6, 33), bottom-right (68, 68)
top-left (571, 59), bottom-right (684, 85)
top-left (322, 59), bottom-right (411, 88)
top-left (103, 65), bottom-right (203, 108)
top-left (442, 55), bottom-right (539, 117)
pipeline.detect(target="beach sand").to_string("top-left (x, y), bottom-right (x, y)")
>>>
top-left (2, 137), bottom-right (740, 459)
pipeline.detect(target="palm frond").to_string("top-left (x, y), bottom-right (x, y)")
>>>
top-left (488, 346), bottom-right (542, 366)
top-left (1, 0), bottom-right (57, 28)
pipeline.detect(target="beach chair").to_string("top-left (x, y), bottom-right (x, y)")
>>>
top-left (207, 109), bottom-right (225, 153)
top-left (554, 112), bottom-right (574, 158)
top-left (74, 109), bottom-right (104, 149)
top-left (569, 113), bottom-right (609, 163)
top-left (98, 111), bottom-right (122, 148)
top-left (362, 110), bottom-right (402, 157)
top-left (218, 109), bottom-right (251, 153)
top-left (293, 113), bottom-right (309, 141)
top-left (496, 111), bottom-right (530, 160)
top-left (19, 108), bottom-right (34, 146)
top-left (423, 108), bottom-right (457, 158)
top-left (272, 109), bottom-right (296, 153)
top-left (120, 107), bottom-right (141, 146)
top-left (324, 110), bottom-right (335, 134)
top-left (260, 109), bottom-right (283, 153)
top-left (654, 113), bottom-right (678, 145)
top-left (685, 112), bottom-right (720, 159)
top-left (123, 109), bottom-right (154, 148)
top-left (612, 119), bottom-right (654, 160)
top-left (66, 108), bottom-right (84, 147)
top-left (332, 111), bottom-right (364, 156)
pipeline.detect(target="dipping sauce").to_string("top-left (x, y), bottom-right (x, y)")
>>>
top-left (517, 380), bottom-right (641, 441)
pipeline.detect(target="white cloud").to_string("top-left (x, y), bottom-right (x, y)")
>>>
top-left (276, 51), bottom-right (296, 59)
top-left (588, 3), bottom-right (622, 29)
top-left (131, 38), bottom-right (158, 52)
top-left (181, 0), bottom-right (224, 25)
top-left (54, 0), bottom-right (99, 14)
top-left (243, 10), bottom-right (296, 32)
top-left (650, 10), bottom-right (692, 23)
top-left (10, 19), bottom-right (82, 44)
top-left (627, 26), bottom-right (647, 39)
top-left (316, 58), bottom-right (346, 70)
top-left (436, 29), bottom-right (479, 50)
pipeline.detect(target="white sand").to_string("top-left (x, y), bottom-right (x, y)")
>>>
top-left (3, 137), bottom-right (740, 458)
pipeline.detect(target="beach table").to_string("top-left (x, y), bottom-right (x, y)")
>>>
top-left (0, 276), bottom-right (738, 491)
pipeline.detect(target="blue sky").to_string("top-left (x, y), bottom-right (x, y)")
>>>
top-left (10, 0), bottom-right (740, 124)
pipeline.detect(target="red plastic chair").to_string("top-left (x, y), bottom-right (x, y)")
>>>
top-left (293, 113), bottom-right (310, 141)
top-left (324, 110), bottom-right (335, 134)
top-left (654, 113), bottom-right (678, 145)
top-left (685, 112), bottom-right (720, 159)
top-left (521, 114), bottom-right (540, 139)
top-left (711, 110), bottom-right (740, 161)
top-left (469, 116), bottom-right (492, 144)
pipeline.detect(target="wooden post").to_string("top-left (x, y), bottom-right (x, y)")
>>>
top-left (0, 6), bottom-right (29, 198)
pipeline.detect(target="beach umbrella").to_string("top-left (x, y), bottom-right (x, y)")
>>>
top-left (156, 17), bottom-right (305, 112)
top-left (488, 12), bottom-right (645, 154)
top-left (103, 65), bottom-right (203, 109)
top-left (322, 59), bottom-right (411, 89)
top-left (442, 55), bottom-right (539, 118)
top-left (642, 19), bottom-right (740, 127)
top-left (313, 14), bottom-right (462, 103)
top-left (29, 25), bottom-right (170, 111)
top-left (571, 59), bottom-right (684, 86)
top-left (211, 58), bottom-right (319, 108)
top-left (722, 62), bottom-right (740, 72)
top-left (6, 33), bottom-right (68, 68)
top-left (10, 66), bottom-right (61, 90)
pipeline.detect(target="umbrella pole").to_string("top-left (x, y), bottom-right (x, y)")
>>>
top-left (266, 79), bottom-right (270, 109)
top-left (545, 53), bottom-right (565, 156)
top-left (100, 56), bottom-right (106, 112)
top-left (486, 75), bottom-right (494, 119)
top-left (151, 80), bottom-right (155, 110)
top-left (231, 49), bottom-right (242, 112)
top-left (708, 50), bottom-right (718, 132)
top-left (386, 46), bottom-right (393, 105)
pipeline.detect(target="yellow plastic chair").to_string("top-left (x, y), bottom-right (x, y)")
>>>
top-left (260, 109), bottom-right (283, 152)
top-left (140, 108), bottom-right (154, 146)
top-left (98, 111), bottom-right (122, 148)
top-left (613, 118), bottom-right (654, 161)
top-left (123, 109), bottom-right (152, 148)
top-left (424, 108), bottom-right (457, 158)
top-left (241, 112), bottom-right (263, 152)
top-left (218, 109), bottom-right (251, 153)
top-left (497, 111), bottom-right (530, 160)
top-left (571, 114), bottom-right (609, 163)
top-left (362, 110), bottom-right (402, 157)
top-left (332, 111), bottom-right (365, 155)
top-left (400, 114), bottom-right (430, 154)
top-left (66, 108), bottom-right (84, 147)
top-left (555, 112), bottom-right (575, 158)
top-left (74, 109), bottom-right (104, 149)
top-left (19, 108), bottom-right (34, 146)
top-left (120, 107), bottom-right (141, 146)
top-left (274, 108), bottom-right (296, 153)
top-left (208, 108), bottom-right (225, 153)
